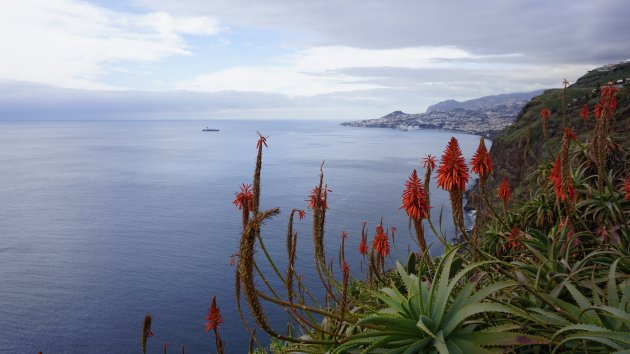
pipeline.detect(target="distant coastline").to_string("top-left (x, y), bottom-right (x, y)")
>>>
top-left (341, 90), bottom-right (544, 139)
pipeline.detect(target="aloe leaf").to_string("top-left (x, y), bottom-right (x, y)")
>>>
top-left (608, 259), bottom-right (621, 308)
top-left (402, 338), bottom-right (432, 354)
top-left (449, 338), bottom-right (498, 354)
top-left (443, 303), bottom-right (521, 336)
top-left (357, 316), bottom-right (420, 334)
top-left (458, 331), bottom-right (550, 346)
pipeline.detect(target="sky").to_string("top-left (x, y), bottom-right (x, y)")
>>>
top-left (0, 0), bottom-right (628, 120)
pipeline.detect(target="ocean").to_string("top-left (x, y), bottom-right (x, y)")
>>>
top-left (0, 120), bottom-right (482, 353)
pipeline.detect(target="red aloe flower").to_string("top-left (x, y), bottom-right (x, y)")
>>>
top-left (341, 231), bottom-right (348, 240)
top-left (297, 209), bottom-right (306, 220)
top-left (307, 186), bottom-right (330, 209)
top-left (233, 183), bottom-right (253, 210)
top-left (255, 131), bottom-right (268, 149)
top-left (205, 295), bottom-right (223, 333)
top-left (470, 137), bottom-right (492, 179)
top-left (436, 137), bottom-right (469, 191)
top-left (601, 83), bottom-right (620, 111)
top-left (358, 237), bottom-right (368, 256)
top-left (562, 127), bottom-right (577, 141)
top-left (508, 224), bottom-right (521, 251)
top-left (422, 154), bottom-right (436, 171)
top-left (400, 169), bottom-right (429, 221)
top-left (550, 156), bottom-right (563, 196)
top-left (358, 222), bottom-right (368, 256)
top-left (540, 108), bottom-right (551, 120)
top-left (342, 261), bottom-right (349, 274)
top-left (550, 156), bottom-right (576, 202)
top-left (594, 103), bottom-right (603, 120)
top-left (229, 256), bottom-right (235, 266)
top-left (390, 226), bottom-right (396, 236)
top-left (624, 176), bottom-right (630, 201)
top-left (580, 105), bottom-right (589, 121)
top-left (497, 177), bottom-right (511, 205)
top-left (372, 227), bottom-right (390, 258)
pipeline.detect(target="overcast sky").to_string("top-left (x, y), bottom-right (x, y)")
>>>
top-left (0, 0), bottom-right (628, 120)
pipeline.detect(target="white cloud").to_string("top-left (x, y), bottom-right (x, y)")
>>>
top-left (178, 45), bottom-right (522, 96)
top-left (0, 0), bottom-right (220, 90)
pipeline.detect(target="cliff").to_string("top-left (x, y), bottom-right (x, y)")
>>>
top-left (485, 61), bottom-right (630, 200)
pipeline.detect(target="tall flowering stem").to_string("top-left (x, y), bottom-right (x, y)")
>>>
top-left (233, 183), bottom-right (254, 227)
top-left (205, 295), bottom-right (225, 354)
top-left (508, 224), bottom-right (522, 252)
top-left (497, 177), bottom-right (511, 210)
top-left (401, 169), bottom-right (430, 251)
top-left (141, 314), bottom-right (153, 354)
top-left (561, 79), bottom-right (569, 128)
top-left (333, 262), bottom-right (350, 338)
top-left (540, 108), bottom-right (552, 158)
top-left (371, 224), bottom-right (390, 273)
top-left (437, 137), bottom-right (469, 240)
top-left (470, 137), bottom-right (493, 242)
top-left (358, 222), bottom-right (368, 259)
top-left (592, 82), bottom-right (619, 190)
top-left (580, 104), bottom-right (589, 122)
top-left (422, 154), bottom-right (436, 215)
top-left (253, 131), bottom-right (267, 214)
top-left (307, 163), bottom-right (339, 305)
top-left (561, 128), bottom-right (577, 205)
top-left (286, 209), bottom-right (301, 304)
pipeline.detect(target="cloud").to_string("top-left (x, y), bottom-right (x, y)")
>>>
top-left (0, 0), bottom-right (220, 90)
top-left (177, 45), bottom-right (525, 96)
top-left (138, 0), bottom-right (630, 65)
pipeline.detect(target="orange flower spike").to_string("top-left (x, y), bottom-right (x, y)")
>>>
top-left (297, 209), bottom-right (306, 220)
top-left (436, 137), bottom-right (469, 191)
top-left (624, 176), bottom-right (630, 201)
top-left (422, 154), bottom-right (436, 171)
top-left (307, 186), bottom-right (330, 209)
top-left (371, 228), bottom-right (390, 258)
top-left (358, 237), bottom-right (368, 256)
top-left (563, 127), bottom-right (577, 141)
top-left (358, 222), bottom-right (368, 256)
top-left (508, 224), bottom-right (521, 251)
top-left (540, 108), bottom-right (551, 120)
top-left (470, 137), bottom-right (492, 179)
top-left (497, 177), bottom-right (511, 204)
top-left (594, 103), bottom-right (603, 120)
top-left (580, 105), bottom-right (589, 121)
top-left (400, 169), bottom-right (429, 221)
top-left (205, 295), bottom-right (223, 333)
top-left (255, 131), bottom-right (268, 149)
top-left (233, 183), bottom-right (254, 210)
top-left (550, 156), bottom-right (562, 197)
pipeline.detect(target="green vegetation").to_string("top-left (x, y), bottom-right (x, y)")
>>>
top-left (220, 68), bottom-right (630, 353)
top-left (140, 64), bottom-right (630, 354)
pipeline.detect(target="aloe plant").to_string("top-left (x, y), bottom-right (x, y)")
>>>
top-left (526, 259), bottom-right (630, 353)
top-left (332, 249), bottom-right (548, 353)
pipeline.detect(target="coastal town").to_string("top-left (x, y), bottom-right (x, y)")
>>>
top-left (341, 96), bottom-right (533, 139)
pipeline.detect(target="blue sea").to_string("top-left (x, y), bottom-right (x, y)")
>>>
top-left (0, 120), bottom-right (482, 353)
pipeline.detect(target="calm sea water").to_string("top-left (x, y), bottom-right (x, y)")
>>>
top-left (0, 120), bottom-right (482, 353)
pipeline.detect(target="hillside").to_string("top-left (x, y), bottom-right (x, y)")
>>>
top-left (485, 61), bottom-right (630, 199)
top-left (426, 90), bottom-right (543, 113)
